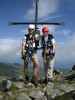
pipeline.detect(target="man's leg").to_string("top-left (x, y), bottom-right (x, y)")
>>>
top-left (24, 59), bottom-right (29, 82)
top-left (32, 53), bottom-right (40, 83)
top-left (47, 57), bottom-right (55, 80)
top-left (43, 55), bottom-right (48, 82)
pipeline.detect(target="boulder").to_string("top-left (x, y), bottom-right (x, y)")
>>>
top-left (72, 65), bottom-right (75, 71)
top-left (16, 93), bottom-right (31, 100)
top-left (1, 79), bottom-right (12, 92)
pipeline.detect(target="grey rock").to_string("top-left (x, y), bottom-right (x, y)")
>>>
top-left (64, 71), bottom-right (75, 80)
top-left (0, 95), bottom-right (3, 100)
top-left (1, 79), bottom-right (12, 92)
top-left (14, 82), bottom-right (24, 89)
top-left (29, 90), bottom-right (44, 99)
top-left (16, 93), bottom-right (31, 100)
top-left (72, 91), bottom-right (75, 100)
top-left (46, 86), bottom-right (64, 99)
top-left (46, 82), bottom-right (75, 99)
top-left (25, 82), bottom-right (34, 88)
top-left (56, 83), bottom-right (75, 93)
top-left (1, 92), bottom-right (15, 100)
top-left (34, 96), bottom-right (47, 100)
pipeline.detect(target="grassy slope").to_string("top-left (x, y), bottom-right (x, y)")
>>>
top-left (0, 63), bottom-right (20, 77)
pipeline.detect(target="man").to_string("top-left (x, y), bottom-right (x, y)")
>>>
top-left (41, 26), bottom-right (56, 84)
top-left (21, 24), bottom-right (40, 85)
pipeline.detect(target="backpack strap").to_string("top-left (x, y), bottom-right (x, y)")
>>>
top-left (41, 36), bottom-right (45, 48)
top-left (48, 34), bottom-right (54, 42)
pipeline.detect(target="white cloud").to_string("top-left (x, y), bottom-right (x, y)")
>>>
top-left (25, 0), bottom-right (59, 20)
top-left (0, 38), bottom-right (21, 63)
top-left (38, 0), bottom-right (59, 19)
top-left (55, 33), bottom-right (75, 67)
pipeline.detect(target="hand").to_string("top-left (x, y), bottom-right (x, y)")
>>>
top-left (45, 49), bottom-right (49, 54)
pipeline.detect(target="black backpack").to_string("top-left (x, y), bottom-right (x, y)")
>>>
top-left (42, 34), bottom-right (54, 48)
top-left (42, 34), bottom-right (55, 58)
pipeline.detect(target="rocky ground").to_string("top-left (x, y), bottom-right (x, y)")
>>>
top-left (0, 65), bottom-right (75, 100)
top-left (0, 79), bottom-right (75, 100)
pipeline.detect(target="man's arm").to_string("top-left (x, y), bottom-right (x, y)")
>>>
top-left (21, 36), bottom-right (27, 58)
top-left (51, 38), bottom-right (56, 51)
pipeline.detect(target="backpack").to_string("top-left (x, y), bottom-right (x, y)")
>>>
top-left (42, 34), bottom-right (55, 58)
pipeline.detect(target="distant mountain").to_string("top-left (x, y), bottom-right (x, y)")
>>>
top-left (0, 63), bottom-right (21, 77)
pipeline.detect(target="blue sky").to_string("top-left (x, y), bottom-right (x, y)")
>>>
top-left (0, 0), bottom-right (75, 68)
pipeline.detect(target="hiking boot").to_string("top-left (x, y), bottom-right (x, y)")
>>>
top-left (42, 78), bottom-right (48, 85)
top-left (24, 76), bottom-right (29, 84)
top-left (48, 78), bottom-right (53, 82)
top-left (43, 78), bottom-right (53, 85)
top-left (31, 79), bottom-right (41, 87)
